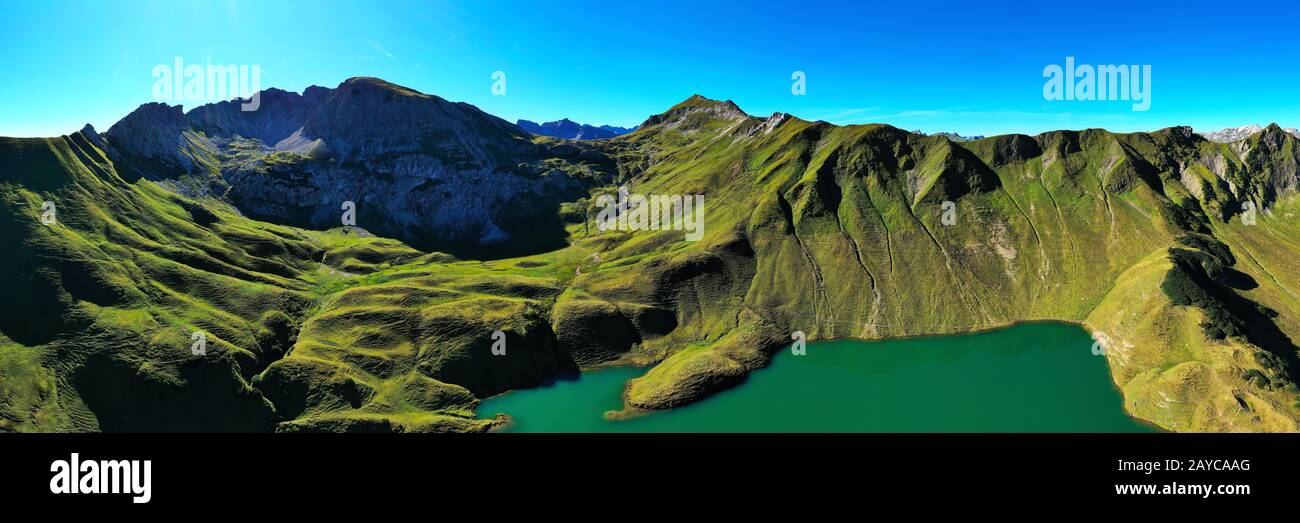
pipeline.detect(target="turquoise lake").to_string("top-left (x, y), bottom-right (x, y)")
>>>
top-left (477, 322), bottom-right (1153, 432)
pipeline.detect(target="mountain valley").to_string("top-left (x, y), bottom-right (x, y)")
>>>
top-left (2, 78), bottom-right (1299, 432)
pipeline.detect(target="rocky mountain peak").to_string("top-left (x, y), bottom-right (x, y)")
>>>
top-left (639, 94), bottom-right (749, 130)
top-left (104, 102), bottom-right (193, 170)
top-left (79, 123), bottom-right (105, 149)
top-left (186, 86), bottom-right (325, 145)
top-left (1199, 123), bottom-right (1300, 143)
top-left (749, 112), bottom-right (792, 136)
top-left (94, 77), bottom-right (615, 252)
top-left (300, 77), bottom-right (528, 159)
top-left (1256, 122), bottom-right (1296, 151)
top-left (107, 102), bottom-right (187, 136)
top-left (337, 76), bottom-right (426, 97)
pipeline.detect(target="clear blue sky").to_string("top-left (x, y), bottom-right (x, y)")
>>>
top-left (2, 0), bottom-right (1298, 138)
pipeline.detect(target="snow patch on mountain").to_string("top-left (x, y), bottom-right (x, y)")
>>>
top-left (1198, 124), bottom-right (1300, 143)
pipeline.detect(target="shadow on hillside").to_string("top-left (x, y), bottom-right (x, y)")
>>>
top-left (227, 196), bottom-right (575, 261)
top-left (1218, 284), bottom-right (1300, 381)
top-left (405, 207), bottom-right (573, 261)
top-left (72, 351), bottom-right (278, 432)
top-left (1218, 268), bottom-right (1260, 291)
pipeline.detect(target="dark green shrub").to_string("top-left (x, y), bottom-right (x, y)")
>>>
top-left (1242, 369), bottom-right (1271, 388)
top-left (1161, 250), bottom-right (1244, 339)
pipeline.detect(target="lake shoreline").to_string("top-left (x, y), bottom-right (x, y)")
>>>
top-left (479, 322), bottom-right (1153, 433)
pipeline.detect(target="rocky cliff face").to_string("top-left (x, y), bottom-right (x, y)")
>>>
top-left (103, 102), bottom-right (197, 179)
top-left (186, 86), bottom-right (330, 146)
top-left (105, 77), bottom-right (615, 254)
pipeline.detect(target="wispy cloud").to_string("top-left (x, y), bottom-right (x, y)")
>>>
top-left (813, 106), bottom-right (978, 124)
top-left (368, 40), bottom-right (395, 59)
top-left (796, 105), bottom-right (1146, 136)
top-left (801, 106), bottom-right (883, 122)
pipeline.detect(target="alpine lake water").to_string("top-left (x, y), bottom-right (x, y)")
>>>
top-left (477, 322), bottom-right (1154, 432)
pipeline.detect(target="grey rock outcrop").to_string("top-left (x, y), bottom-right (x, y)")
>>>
top-left (104, 77), bottom-right (615, 254)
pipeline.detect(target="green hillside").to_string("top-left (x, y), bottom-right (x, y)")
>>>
top-left (2, 94), bottom-right (1298, 432)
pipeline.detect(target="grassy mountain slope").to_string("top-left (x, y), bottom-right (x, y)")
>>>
top-left (0, 130), bottom-right (517, 431)
top-left (2, 90), bottom-right (1298, 432)
top-left (558, 100), bottom-right (1299, 429)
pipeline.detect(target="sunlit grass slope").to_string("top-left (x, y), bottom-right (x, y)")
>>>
top-left (0, 130), bottom-right (521, 431)
top-left (560, 103), bottom-right (1299, 429)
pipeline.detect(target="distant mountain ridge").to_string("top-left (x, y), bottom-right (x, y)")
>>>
top-left (913, 130), bottom-right (986, 142)
top-left (1199, 123), bottom-right (1300, 143)
top-left (516, 118), bottom-right (634, 140)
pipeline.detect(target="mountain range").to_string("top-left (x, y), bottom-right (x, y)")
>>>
top-left (1199, 124), bottom-right (1300, 143)
top-left (516, 118), bottom-right (635, 140)
top-left (913, 130), bottom-right (986, 142)
top-left (2, 77), bottom-right (1299, 432)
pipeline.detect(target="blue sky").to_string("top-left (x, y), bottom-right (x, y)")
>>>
top-left (2, 0), bottom-right (1298, 138)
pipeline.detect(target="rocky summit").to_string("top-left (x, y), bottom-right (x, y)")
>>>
top-left (1199, 123), bottom-right (1300, 143)
top-left (104, 77), bottom-right (615, 255)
